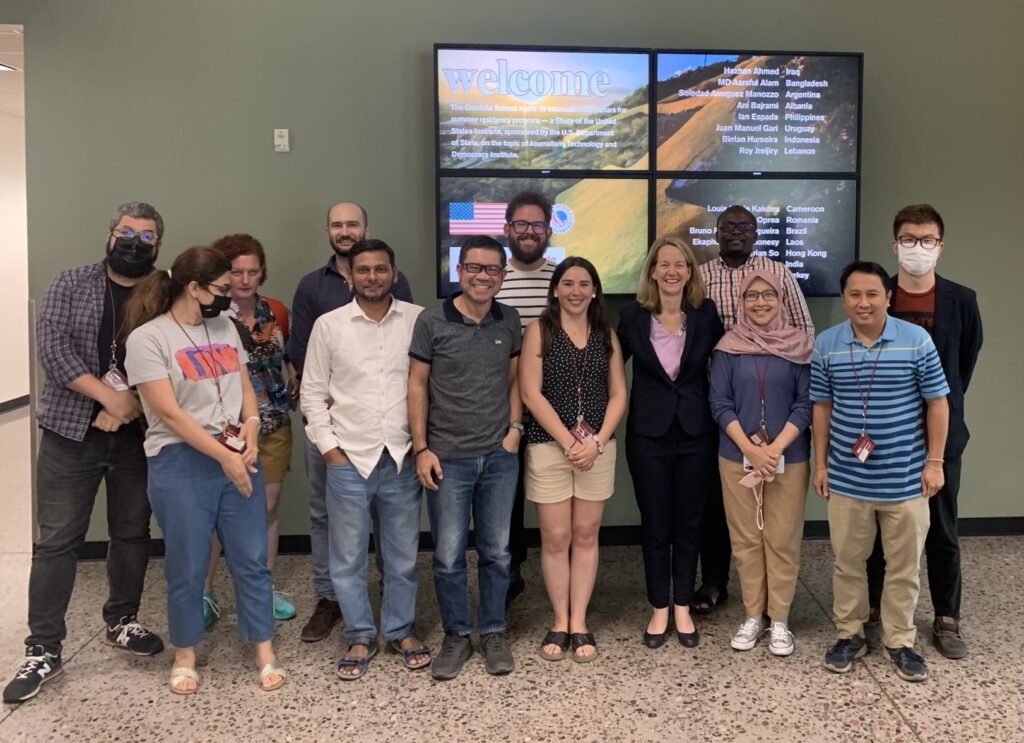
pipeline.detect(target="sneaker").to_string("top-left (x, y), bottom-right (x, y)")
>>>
top-left (864, 606), bottom-right (881, 649)
top-left (479, 632), bottom-right (515, 675)
top-left (932, 617), bottom-right (967, 659)
top-left (300, 598), bottom-right (342, 643)
top-left (505, 565), bottom-right (526, 607)
top-left (272, 588), bottom-right (296, 621)
top-left (730, 615), bottom-right (768, 651)
top-left (202, 591), bottom-right (220, 629)
top-left (768, 621), bottom-right (795, 657)
top-left (823, 636), bottom-right (866, 673)
top-left (104, 616), bottom-right (165, 656)
top-left (2, 646), bottom-right (63, 703)
top-left (430, 633), bottom-right (473, 681)
top-left (887, 645), bottom-right (928, 682)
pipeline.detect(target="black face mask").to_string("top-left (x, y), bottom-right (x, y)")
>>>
top-left (199, 294), bottom-right (232, 318)
top-left (106, 236), bottom-right (157, 278)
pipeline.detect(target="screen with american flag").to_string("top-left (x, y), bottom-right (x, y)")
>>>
top-left (448, 202), bottom-right (507, 235)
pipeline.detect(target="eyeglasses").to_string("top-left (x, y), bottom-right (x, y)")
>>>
top-left (896, 235), bottom-right (941, 250)
top-left (461, 262), bottom-right (505, 277)
top-left (206, 283), bottom-right (232, 297)
top-left (507, 220), bottom-right (548, 235)
top-left (113, 227), bottom-right (159, 245)
top-left (742, 289), bottom-right (779, 302)
top-left (718, 221), bottom-right (757, 234)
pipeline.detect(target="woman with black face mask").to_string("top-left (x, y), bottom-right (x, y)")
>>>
top-left (122, 245), bottom-right (286, 695)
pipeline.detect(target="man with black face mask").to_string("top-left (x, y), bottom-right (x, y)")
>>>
top-left (4, 202), bottom-right (165, 704)
top-left (496, 191), bottom-right (558, 606)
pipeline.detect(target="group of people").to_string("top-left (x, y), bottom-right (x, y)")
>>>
top-left (3, 193), bottom-right (981, 702)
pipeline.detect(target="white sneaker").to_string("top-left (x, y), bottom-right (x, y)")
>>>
top-left (768, 621), bottom-right (795, 656)
top-left (731, 615), bottom-right (767, 651)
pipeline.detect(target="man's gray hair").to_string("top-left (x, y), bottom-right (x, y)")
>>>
top-left (108, 201), bottom-right (165, 240)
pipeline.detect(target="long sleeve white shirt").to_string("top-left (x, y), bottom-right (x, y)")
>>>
top-left (300, 298), bottom-right (423, 479)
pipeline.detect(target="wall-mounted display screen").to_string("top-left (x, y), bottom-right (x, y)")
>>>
top-left (434, 44), bottom-right (862, 297)
top-left (437, 47), bottom-right (650, 172)
top-left (655, 52), bottom-right (860, 174)
top-left (656, 177), bottom-right (858, 296)
top-left (437, 176), bottom-right (649, 296)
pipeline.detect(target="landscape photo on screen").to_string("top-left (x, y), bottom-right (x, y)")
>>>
top-left (655, 52), bottom-right (859, 174)
top-left (655, 177), bottom-right (858, 296)
top-left (437, 176), bottom-right (649, 296)
top-left (438, 47), bottom-right (650, 171)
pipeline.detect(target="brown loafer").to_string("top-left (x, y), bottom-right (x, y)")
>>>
top-left (300, 598), bottom-right (342, 643)
top-left (932, 617), bottom-right (967, 659)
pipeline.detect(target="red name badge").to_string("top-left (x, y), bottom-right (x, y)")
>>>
top-left (747, 426), bottom-right (774, 446)
top-left (217, 424), bottom-right (247, 453)
top-left (851, 433), bottom-right (875, 463)
top-left (570, 419), bottom-right (596, 445)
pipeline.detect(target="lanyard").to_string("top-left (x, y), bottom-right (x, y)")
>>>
top-left (752, 355), bottom-right (772, 429)
top-left (106, 279), bottom-right (120, 371)
top-left (570, 326), bottom-right (590, 424)
top-left (848, 341), bottom-right (885, 434)
top-left (171, 312), bottom-right (228, 427)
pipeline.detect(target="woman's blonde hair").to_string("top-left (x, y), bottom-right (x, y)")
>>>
top-left (636, 237), bottom-right (706, 312)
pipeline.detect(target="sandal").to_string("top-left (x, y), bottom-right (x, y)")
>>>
top-left (692, 585), bottom-right (728, 616)
top-left (539, 631), bottom-right (570, 661)
top-left (169, 666), bottom-right (199, 695)
top-left (569, 632), bottom-right (599, 663)
top-left (389, 638), bottom-right (432, 670)
top-left (335, 643), bottom-right (378, 681)
top-left (258, 661), bottom-right (287, 692)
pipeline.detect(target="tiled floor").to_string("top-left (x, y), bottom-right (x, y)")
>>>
top-left (0, 409), bottom-right (1020, 742)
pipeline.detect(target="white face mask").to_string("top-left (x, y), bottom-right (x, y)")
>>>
top-left (897, 244), bottom-right (938, 276)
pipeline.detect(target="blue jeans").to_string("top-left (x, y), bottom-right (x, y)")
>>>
top-left (426, 447), bottom-right (518, 636)
top-left (325, 451), bottom-right (422, 645)
top-left (148, 442), bottom-right (273, 648)
top-left (306, 436), bottom-right (384, 601)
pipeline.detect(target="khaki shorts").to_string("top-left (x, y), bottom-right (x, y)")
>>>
top-left (524, 439), bottom-right (616, 504)
top-left (258, 420), bottom-right (293, 484)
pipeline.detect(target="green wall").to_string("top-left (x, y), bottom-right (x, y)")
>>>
top-left (8, 0), bottom-right (1021, 539)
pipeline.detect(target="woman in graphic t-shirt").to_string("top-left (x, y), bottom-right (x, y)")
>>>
top-left (124, 246), bottom-right (285, 695)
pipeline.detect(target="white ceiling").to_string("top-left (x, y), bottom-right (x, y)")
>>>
top-left (0, 25), bottom-right (24, 119)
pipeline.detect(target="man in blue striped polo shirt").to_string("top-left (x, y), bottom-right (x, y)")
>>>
top-left (810, 261), bottom-right (949, 682)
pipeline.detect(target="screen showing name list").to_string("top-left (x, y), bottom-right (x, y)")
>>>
top-left (655, 53), bottom-right (859, 174)
top-left (438, 49), bottom-right (650, 171)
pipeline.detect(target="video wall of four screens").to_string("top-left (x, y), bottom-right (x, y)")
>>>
top-left (434, 45), bottom-right (862, 297)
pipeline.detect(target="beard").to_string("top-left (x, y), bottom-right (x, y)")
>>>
top-left (509, 233), bottom-right (548, 264)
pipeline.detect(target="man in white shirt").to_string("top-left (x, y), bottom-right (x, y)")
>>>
top-left (300, 239), bottom-right (430, 679)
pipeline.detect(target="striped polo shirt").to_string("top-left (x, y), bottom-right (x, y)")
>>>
top-left (699, 255), bottom-right (815, 337)
top-left (497, 259), bottom-right (557, 329)
top-left (810, 316), bottom-right (949, 501)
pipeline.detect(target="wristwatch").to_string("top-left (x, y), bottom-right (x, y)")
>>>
top-left (509, 420), bottom-right (524, 433)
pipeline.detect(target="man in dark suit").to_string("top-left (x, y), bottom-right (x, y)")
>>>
top-left (866, 204), bottom-right (983, 660)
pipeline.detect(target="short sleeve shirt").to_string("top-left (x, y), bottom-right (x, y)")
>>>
top-left (126, 314), bottom-right (250, 457)
top-left (409, 295), bottom-right (521, 459)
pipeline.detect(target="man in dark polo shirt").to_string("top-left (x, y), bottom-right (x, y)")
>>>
top-left (290, 200), bottom-right (414, 642)
top-left (865, 204), bottom-right (983, 660)
top-left (408, 235), bottom-right (523, 681)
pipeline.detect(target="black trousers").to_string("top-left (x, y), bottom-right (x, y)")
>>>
top-left (626, 421), bottom-right (718, 608)
top-left (28, 428), bottom-right (153, 653)
top-left (867, 456), bottom-right (963, 618)
top-left (698, 463), bottom-right (731, 591)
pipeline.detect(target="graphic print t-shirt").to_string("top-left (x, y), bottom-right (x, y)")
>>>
top-left (126, 314), bottom-right (249, 457)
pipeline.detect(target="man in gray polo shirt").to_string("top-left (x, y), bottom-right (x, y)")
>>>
top-left (408, 235), bottom-right (523, 681)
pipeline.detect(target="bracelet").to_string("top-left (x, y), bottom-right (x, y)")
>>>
top-left (593, 436), bottom-right (605, 456)
top-left (244, 416), bottom-right (260, 424)
top-left (926, 458), bottom-right (944, 463)
top-left (413, 446), bottom-right (429, 458)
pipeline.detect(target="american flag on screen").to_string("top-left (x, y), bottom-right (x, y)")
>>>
top-left (448, 202), bottom-right (507, 235)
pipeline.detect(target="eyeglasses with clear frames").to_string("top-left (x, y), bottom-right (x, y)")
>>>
top-left (461, 262), bottom-right (505, 277)
top-left (896, 235), bottom-right (941, 250)
top-left (113, 227), bottom-right (159, 245)
top-left (508, 220), bottom-right (548, 235)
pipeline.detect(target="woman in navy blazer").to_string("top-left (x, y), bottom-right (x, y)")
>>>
top-left (617, 237), bottom-right (724, 649)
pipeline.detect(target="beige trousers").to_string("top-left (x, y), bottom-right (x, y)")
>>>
top-left (828, 493), bottom-right (930, 648)
top-left (719, 457), bottom-right (809, 621)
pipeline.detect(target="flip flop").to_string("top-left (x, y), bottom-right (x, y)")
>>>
top-left (570, 632), bottom-right (599, 663)
top-left (539, 631), bottom-right (570, 661)
top-left (389, 638), bottom-right (432, 670)
top-left (335, 643), bottom-right (379, 680)
top-left (257, 661), bottom-right (287, 691)
top-left (169, 666), bottom-right (199, 695)
top-left (692, 585), bottom-right (728, 615)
